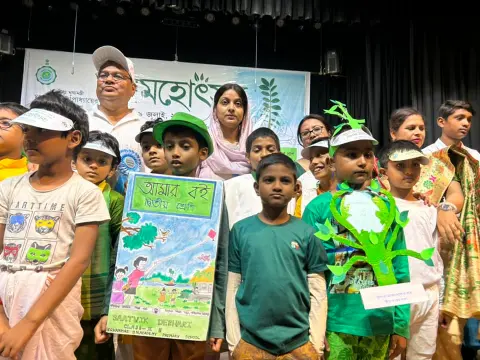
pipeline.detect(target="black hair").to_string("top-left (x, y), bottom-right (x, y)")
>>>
top-left (98, 60), bottom-right (132, 81)
top-left (256, 153), bottom-right (297, 181)
top-left (141, 118), bottom-right (164, 133)
top-left (73, 130), bottom-right (121, 168)
top-left (377, 140), bottom-right (421, 168)
top-left (133, 256), bottom-right (148, 267)
top-left (0, 102), bottom-right (28, 116)
top-left (297, 114), bottom-right (332, 146)
top-left (389, 108), bottom-right (423, 133)
top-left (438, 100), bottom-right (476, 119)
top-left (213, 83), bottom-right (249, 119)
top-left (163, 125), bottom-right (208, 150)
top-left (246, 127), bottom-right (280, 153)
top-left (29, 90), bottom-right (89, 157)
top-left (115, 266), bottom-right (128, 275)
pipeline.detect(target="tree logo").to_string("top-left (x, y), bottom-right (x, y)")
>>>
top-left (36, 60), bottom-right (57, 85)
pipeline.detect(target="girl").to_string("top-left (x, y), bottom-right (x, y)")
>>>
top-left (296, 114), bottom-right (332, 172)
top-left (111, 267), bottom-right (128, 305)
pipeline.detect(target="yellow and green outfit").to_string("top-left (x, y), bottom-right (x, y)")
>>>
top-left (76, 181), bottom-right (124, 360)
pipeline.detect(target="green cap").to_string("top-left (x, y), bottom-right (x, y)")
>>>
top-left (153, 112), bottom-right (214, 156)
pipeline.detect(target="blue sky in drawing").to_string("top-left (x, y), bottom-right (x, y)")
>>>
top-left (115, 173), bottom-right (223, 279)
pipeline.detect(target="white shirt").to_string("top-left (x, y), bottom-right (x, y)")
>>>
top-left (394, 198), bottom-right (443, 287)
top-left (423, 138), bottom-right (480, 161)
top-left (88, 108), bottom-right (146, 193)
top-left (224, 174), bottom-right (295, 229)
top-left (294, 171), bottom-right (318, 216)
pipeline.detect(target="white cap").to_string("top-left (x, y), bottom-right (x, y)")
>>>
top-left (301, 139), bottom-right (329, 159)
top-left (330, 128), bottom-right (378, 147)
top-left (389, 148), bottom-right (429, 165)
top-left (12, 109), bottom-right (74, 131)
top-left (83, 141), bottom-right (117, 158)
top-left (135, 128), bottom-right (153, 143)
top-left (92, 46), bottom-right (135, 81)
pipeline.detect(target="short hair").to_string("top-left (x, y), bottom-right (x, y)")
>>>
top-left (438, 100), bottom-right (476, 119)
top-left (163, 125), bottom-right (208, 150)
top-left (297, 114), bottom-right (332, 146)
top-left (246, 127), bottom-right (280, 153)
top-left (389, 108), bottom-right (423, 133)
top-left (29, 90), bottom-right (89, 157)
top-left (133, 256), bottom-right (147, 267)
top-left (0, 102), bottom-right (28, 116)
top-left (256, 153), bottom-right (297, 181)
top-left (377, 140), bottom-right (421, 168)
top-left (74, 130), bottom-right (121, 168)
top-left (140, 118), bottom-right (164, 133)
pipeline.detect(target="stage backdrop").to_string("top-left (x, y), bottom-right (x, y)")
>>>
top-left (21, 49), bottom-right (310, 159)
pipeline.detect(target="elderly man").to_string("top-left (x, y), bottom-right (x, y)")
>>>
top-left (89, 45), bottom-right (145, 193)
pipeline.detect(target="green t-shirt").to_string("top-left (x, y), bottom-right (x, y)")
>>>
top-left (229, 215), bottom-right (328, 355)
top-left (302, 191), bottom-right (411, 339)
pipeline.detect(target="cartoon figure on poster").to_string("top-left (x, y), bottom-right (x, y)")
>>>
top-left (107, 172), bottom-right (223, 340)
top-left (314, 101), bottom-right (436, 288)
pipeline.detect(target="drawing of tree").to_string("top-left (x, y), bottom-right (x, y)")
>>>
top-left (123, 223), bottom-right (158, 250)
top-left (259, 78), bottom-right (282, 129)
top-left (168, 268), bottom-right (175, 280)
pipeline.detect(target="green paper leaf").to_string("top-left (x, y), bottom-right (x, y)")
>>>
top-left (315, 224), bottom-right (332, 241)
top-left (259, 84), bottom-right (269, 91)
top-left (370, 179), bottom-right (380, 192)
top-left (339, 182), bottom-right (350, 191)
top-left (269, 78), bottom-right (275, 86)
top-left (369, 232), bottom-right (379, 245)
top-left (261, 78), bottom-right (269, 87)
top-left (420, 247), bottom-right (435, 261)
top-left (425, 258), bottom-right (434, 267)
top-left (325, 218), bottom-right (334, 231)
top-left (271, 92), bottom-right (278, 97)
top-left (379, 261), bottom-right (389, 274)
top-left (272, 98), bottom-right (280, 103)
top-left (194, 73), bottom-right (199, 81)
top-left (331, 274), bottom-right (346, 285)
top-left (272, 105), bottom-right (281, 110)
top-left (327, 265), bottom-right (345, 277)
top-left (399, 211), bottom-right (408, 223)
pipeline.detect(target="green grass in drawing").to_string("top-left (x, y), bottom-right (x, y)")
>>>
top-left (259, 78), bottom-right (282, 129)
top-left (131, 286), bottom-right (210, 312)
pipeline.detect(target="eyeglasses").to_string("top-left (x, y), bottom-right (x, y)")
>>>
top-left (0, 119), bottom-right (16, 130)
top-left (300, 126), bottom-right (325, 139)
top-left (96, 71), bottom-right (131, 82)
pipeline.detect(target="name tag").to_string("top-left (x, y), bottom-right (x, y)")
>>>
top-left (360, 283), bottom-right (427, 310)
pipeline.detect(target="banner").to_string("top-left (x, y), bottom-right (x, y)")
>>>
top-left (106, 172), bottom-right (223, 340)
top-left (21, 49), bottom-right (310, 158)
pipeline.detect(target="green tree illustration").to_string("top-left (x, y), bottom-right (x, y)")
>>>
top-left (123, 223), bottom-right (158, 250)
top-left (122, 212), bottom-right (140, 224)
top-left (259, 78), bottom-right (282, 129)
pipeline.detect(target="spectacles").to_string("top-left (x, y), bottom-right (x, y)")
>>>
top-left (0, 119), bottom-right (16, 130)
top-left (96, 71), bottom-right (131, 82)
top-left (300, 126), bottom-right (325, 139)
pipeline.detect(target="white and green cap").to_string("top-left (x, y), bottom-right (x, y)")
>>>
top-left (388, 148), bottom-right (429, 165)
top-left (12, 108), bottom-right (74, 131)
top-left (301, 139), bottom-right (329, 159)
top-left (83, 141), bottom-right (117, 158)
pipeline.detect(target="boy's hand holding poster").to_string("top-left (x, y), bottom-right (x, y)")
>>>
top-left (107, 172), bottom-right (223, 341)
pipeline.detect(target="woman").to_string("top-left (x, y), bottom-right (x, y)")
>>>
top-left (199, 83), bottom-right (253, 180)
top-left (296, 114), bottom-right (332, 171)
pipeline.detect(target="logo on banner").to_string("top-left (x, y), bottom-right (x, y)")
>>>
top-left (36, 60), bottom-right (57, 85)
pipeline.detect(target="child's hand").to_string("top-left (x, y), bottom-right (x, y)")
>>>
top-left (0, 318), bottom-right (37, 359)
top-left (388, 335), bottom-right (407, 360)
top-left (209, 337), bottom-right (223, 352)
top-left (94, 316), bottom-right (111, 344)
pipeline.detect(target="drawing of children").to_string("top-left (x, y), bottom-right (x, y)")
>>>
top-left (125, 256), bottom-right (160, 305)
top-left (111, 266), bottom-right (128, 305)
top-left (170, 289), bottom-right (177, 306)
top-left (158, 288), bottom-right (167, 303)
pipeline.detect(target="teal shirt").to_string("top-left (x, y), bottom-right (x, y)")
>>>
top-left (302, 191), bottom-right (411, 339)
top-left (229, 215), bottom-right (328, 355)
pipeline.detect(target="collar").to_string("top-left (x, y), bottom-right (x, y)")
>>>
top-left (92, 107), bottom-right (142, 128)
top-left (97, 180), bottom-right (108, 192)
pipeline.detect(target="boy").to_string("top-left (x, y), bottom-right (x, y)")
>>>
top-left (73, 130), bottom-right (125, 360)
top-left (226, 153), bottom-right (328, 359)
top-left (422, 100), bottom-right (478, 160)
top-left (303, 112), bottom-right (410, 360)
top-left (123, 112), bottom-right (226, 360)
top-left (378, 140), bottom-right (442, 359)
top-left (0, 103), bottom-right (29, 180)
top-left (134, 118), bottom-right (169, 174)
top-left (224, 127), bottom-right (297, 229)
top-left (0, 90), bottom-right (110, 359)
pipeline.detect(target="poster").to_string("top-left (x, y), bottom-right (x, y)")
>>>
top-left (21, 48), bottom-right (310, 157)
top-left (106, 172), bottom-right (224, 340)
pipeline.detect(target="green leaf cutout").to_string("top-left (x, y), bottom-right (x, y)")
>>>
top-left (420, 247), bottom-right (435, 261)
top-left (315, 224), bottom-right (332, 241)
top-left (369, 232), bottom-right (379, 245)
top-left (327, 265), bottom-right (345, 276)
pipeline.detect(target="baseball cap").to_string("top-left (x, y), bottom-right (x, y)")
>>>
top-left (135, 128), bottom-right (153, 143)
top-left (92, 45), bottom-right (135, 81)
top-left (153, 112), bottom-right (214, 156)
top-left (12, 108), bottom-right (74, 131)
top-left (301, 139), bottom-right (329, 159)
top-left (388, 148), bottom-right (429, 165)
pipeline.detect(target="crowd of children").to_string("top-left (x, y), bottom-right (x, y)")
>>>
top-left (0, 82), bottom-right (477, 360)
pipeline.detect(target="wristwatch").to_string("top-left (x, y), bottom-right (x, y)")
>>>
top-left (438, 202), bottom-right (457, 212)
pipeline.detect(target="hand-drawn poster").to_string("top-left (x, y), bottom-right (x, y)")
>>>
top-left (107, 172), bottom-right (224, 341)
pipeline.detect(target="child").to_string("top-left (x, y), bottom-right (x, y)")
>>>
top-left (303, 105), bottom-right (410, 360)
top-left (224, 127), bottom-right (297, 229)
top-left (115, 112), bottom-right (226, 360)
top-left (0, 102), bottom-right (29, 180)
top-left (73, 130), bottom-right (125, 360)
top-left (135, 118), bottom-right (169, 175)
top-left (378, 140), bottom-right (442, 359)
top-left (226, 153), bottom-right (328, 359)
top-left (294, 138), bottom-right (332, 218)
top-left (0, 90), bottom-right (110, 359)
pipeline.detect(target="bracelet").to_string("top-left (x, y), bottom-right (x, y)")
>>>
top-left (438, 201), bottom-right (458, 213)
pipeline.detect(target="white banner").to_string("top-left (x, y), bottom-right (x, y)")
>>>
top-left (21, 49), bottom-right (310, 159)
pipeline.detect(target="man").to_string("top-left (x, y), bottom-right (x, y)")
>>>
top-left (423, 100), bottom-right (479, 160)
top-left (90, 45), bottom-right (146, 193)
